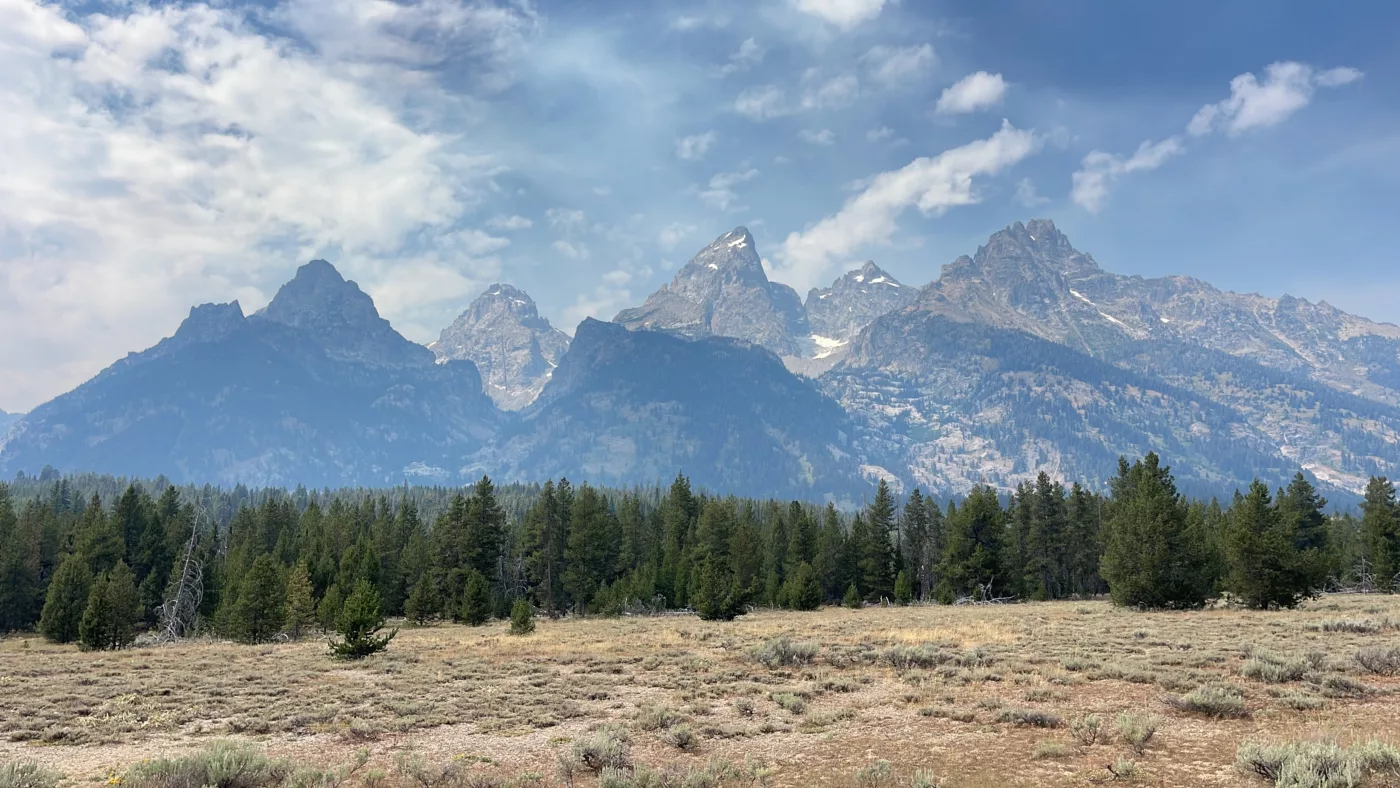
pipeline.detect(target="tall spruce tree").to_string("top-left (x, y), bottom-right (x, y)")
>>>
top-left (1361, 477), bottom-right (1399, 591)
top-left (79, 561), bottom-right (139, 650)
top-left (230, 554), bottom-right (286, 643)
top-left (938, 486), bottom-right (1005, 601)
top-left (860, 480), bottom-right (897, 602)
top-left (40, 554), bottom-right (92, 643)
top-left (1223, 481), bottom-right (1310, 609)
top-left (1100, 454), bottom-right (1211, 609)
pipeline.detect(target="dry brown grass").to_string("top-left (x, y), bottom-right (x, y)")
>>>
top-left (2, 595), bottom-right (1400, 787)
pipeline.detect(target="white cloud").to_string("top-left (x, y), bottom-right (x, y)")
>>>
top-left (801, 72), bottom-right (860, 111)
top-left (800, 129), bottom-right (836, 145)
top-left (935, 71), bottom-right (1007, 115)
top-left (562, 281), bottom-right (633, 329)
top-left (867, 126), bottom-right (896, 142)
top-left (862, 44), bottom-right (936, 88)
top-left (671, 14), bottom-right (728, 31)
top-left (0, 0), bottom-right (530, 410)
top-left (552, 239), bottom-right (589, 260)
top-left (546, 208), bottom-right (587, 231)
top-left (700, 168), bottom-right (760, 210)
top-left (773, 121), bottom-right (1039, 291)
top-left (1188, 61), bottom-right (1364, 137)
top-left (719, 38), bottom-right (765, 76)
top-left (676, 131), bottom-right (717, 161)
top-left (735, 85), bottom-right (790, 120)
top-left (487, 214), bottom-right (533, 230)
top-left (1070, 137), bottom-right (1183, 212)
top-left (1014, 178), bottom-right (1049, 207)
top-left (658, 223), bottom-right (698, 249)
top-left (792, 0), bottom-right (889, 29)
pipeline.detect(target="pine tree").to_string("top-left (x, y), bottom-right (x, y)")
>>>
top-left (1278, 473), bottom-right (1329, 593)
top-left (893, 570), bottom-right (913, 605)
top-left (1065, 483), bottom-right (1103, 597)
top-left (693, 553), bottom-right (744, 621)
top-left (782, 562), bottom-right (822, 611)
top-left (0, 485), bottom-right (43, 632)
top-left (80, 561), bottom-right (139, 651)
top-left (814, 504), bottom-right (846, 602)
top-left (329, 579), bottom-right (396, 659)
top-left (284, 561), bottom-right (317, 639)
top-left (404, 573), bottom-right (438, 624)
top-left (900, 489), bottom-right (931, 602)
top-left (842, 581), bottom-right (862, 609)
top-left (938, 486), bottom-right (1005, 601)
top-left (230, 554), bottom-right (286, 643)
top-left (317, 583), bottom-right (344, 631)
top-left (1224, 481), bottom-right (1310, 609)
top-left (40, 554), bottom-right (92, 644)
top-left (460, 569), bottom-right (492, 626)
top-left (1100, 454), bottom-right (1211, 609)
top-left (524, 481), bottom-right (567, 617)
top-left (562, 485), bottom-right (620, 613)
top-left (860, 480), bottom-right (897, 601)
top-left (1361, 477), bottom-right (1399, 591)
top-left (509, 597), bottom-right (535, 635)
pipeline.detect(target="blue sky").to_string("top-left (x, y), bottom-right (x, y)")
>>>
top-left (1, 0), bottom-right (1397, 412)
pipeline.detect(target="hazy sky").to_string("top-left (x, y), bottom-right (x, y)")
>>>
top-left (2, 0), bottom-right (1397, 412)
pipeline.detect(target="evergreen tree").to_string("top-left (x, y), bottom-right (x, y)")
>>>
top-left (814, 504), bottom-right (846, 602)
top-left (562, 485), bottom-right (620, 612)
top-left (230, 554), bottom-right (286, 643)
top-left (524, 481), bottom-right (567, 617)
top-left (1100, 454), bottom-right (1211, 609)
top-left (1065, 483), bottom-right (1103, 597)
top-left (1277, 473), bottom-right (1330, 593)
top-left (0, 485), bottom-right (43, 632)
top-left (329, 579), bottom-right (396, 659)
top-left (79, 561), bottom-right (139, 650)
top-left (284, 561), bottom-right (317, 639)
top-left (1025, 473), bottom-right (1070, 600)
top-left (404, 573), bottom-right (438, 624)
top-left (317, 583), bottom-right (344, 631)
top-left (509, 597), bottom-right (535, 635)
top-left (859, 480), bottom-right (897, 601)
top-left (782, 562), bottom-right (822, 611)
top-left (460, 569), bottom-right (492, 626)
top-left (842, 581), bottom-right (862, 609)
top-left (900, 490), bottom-right (931, 601)
top-left (938, 486), bottom-right (1005, 601)
top-left (1361, 477), bottom-right (1399, 591)
top-left (893, 570), bottom-right (913, 605)
top-left (1223, 481), bottom-right (1310, 609)
top-left (40, 554), bottom-right (92, 643)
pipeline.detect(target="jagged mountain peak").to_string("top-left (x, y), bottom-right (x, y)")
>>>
top-left (255, 260), bottom-right (432, 367)
top-left (169, 301), bottom-right (247, 348)
top-left (943, 219), bottom-right (1101, 283)
top-left (615, 227), bottom-right (808, 356)
top-left (434, 283), bottom-right (571, 410)
top-left (805, 260), bottom-right (918, 343)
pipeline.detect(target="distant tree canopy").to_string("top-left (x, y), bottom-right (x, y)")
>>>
top-left (0, 461), bottom-right (1390, 646)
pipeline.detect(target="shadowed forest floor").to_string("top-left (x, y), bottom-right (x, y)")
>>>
top-left (3, 596), bottom-right (1400, 787)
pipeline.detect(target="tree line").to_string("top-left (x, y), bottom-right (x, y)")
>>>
top-left (1, 455), bottom-right (1398, 649)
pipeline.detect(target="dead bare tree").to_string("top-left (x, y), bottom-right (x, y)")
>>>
top-left (158, 505), bottom-right (208, 642)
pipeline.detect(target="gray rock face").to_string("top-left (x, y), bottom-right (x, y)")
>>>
top-left (829, 219), bottom-right (1400, 496)
top-left (259, 259), bottom-right (433, 367)
top-left (0, 409), bottom-right (19, 433)
top-left (433, 284), bottom-right (572, 410)
top-left (805, 261), bottom-right (918, 341)
top-left (614, 228), bottom-right (809, 356)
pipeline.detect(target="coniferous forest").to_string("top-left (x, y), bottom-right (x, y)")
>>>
top-left (2, 456), bottom-right (1399, 650)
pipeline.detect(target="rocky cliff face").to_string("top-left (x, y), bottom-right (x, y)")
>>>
top-left (826, 220), bottom-right (1400, 496)
top-left (0, 263), bottom-right (500, 487)
top-left (432, 284), bottom-right (571, 410)
top-left (806, 261), bottom-right (919, 342)
top-left (475, 318), bottom-right (870, 501)
top-left (614, 228), bottom-right (810, 356)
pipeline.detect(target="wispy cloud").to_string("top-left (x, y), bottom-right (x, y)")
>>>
top-left (1188, 62), bottom-right (1363, 137)
top-left (773, 121), bottom-right (1040, 291)
top-left (862, 44), bottom-right (937, 88)
top-left (1071, 138), bottom-right (1183, 212)
top-left (792, 0), bottom-right (890, 30)
top-left (700, 169), bottom-right (761, 210)
top-left (800, 129), bottom-right (837, 145)
top-left (719, 38), bottom-right (765, 76)
top-left (935, 71), bottom-right (1007, 115)
top-left (676, 131), bottom-right (718, 161)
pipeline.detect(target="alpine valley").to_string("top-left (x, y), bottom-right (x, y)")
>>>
top-left (3, 222), bottom-right (1397, 502)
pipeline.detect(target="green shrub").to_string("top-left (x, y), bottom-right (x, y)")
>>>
top-left (995, 708), bottom-right (1062, 728)
top-left (770, 692), bottom-right (807, 715)
top-left (635, 704), bottom-right (681, 731)
top-left (1033, 740), bottom-right (1072, 759)
top-left (1115, 712), bottom-right (1162, 755)
top-left (328, 580), bottom-right (396, 660)
top-left (122, 741), bottom-right (290, 788)
top-left (665, 724), bottom-right (698, 751)
top-left (748, 638), bottom-right (819, 668)
top-left (1237, 740), bottom-right (1400, 787)
top-left (573, 725), bottom-right (630, 772)
top-left (885, 645), bottom-right (949, 670)
top-left (509, 598), bottom-right (535, 636)
top-left (1167, 684), bottom-right (1249, 718)
top-left (1070, 714), bottom-right (1105, 746)
top-left (1354, 646), bottom-right (1400, 677)
top-left (1241, 653), bottom-right (1309, 683)
top-left (0, 761), bottom-right (63, 788)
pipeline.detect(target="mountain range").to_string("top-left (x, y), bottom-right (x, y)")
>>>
top-left (2, 221), bottom-right (1396, 501)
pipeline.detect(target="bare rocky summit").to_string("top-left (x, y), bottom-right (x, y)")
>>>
top-left (432, 284), bottom-right (571, 410)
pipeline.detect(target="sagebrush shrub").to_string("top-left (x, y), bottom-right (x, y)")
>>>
top-left (1167, 685), bottom-right (1249, 718)
top-left (0, 761), bottom-right (62, 788)
top-left (1354, 646), bottom-right (1400, 677)
top-left (1115, 712), bottom-right (1162, 755)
